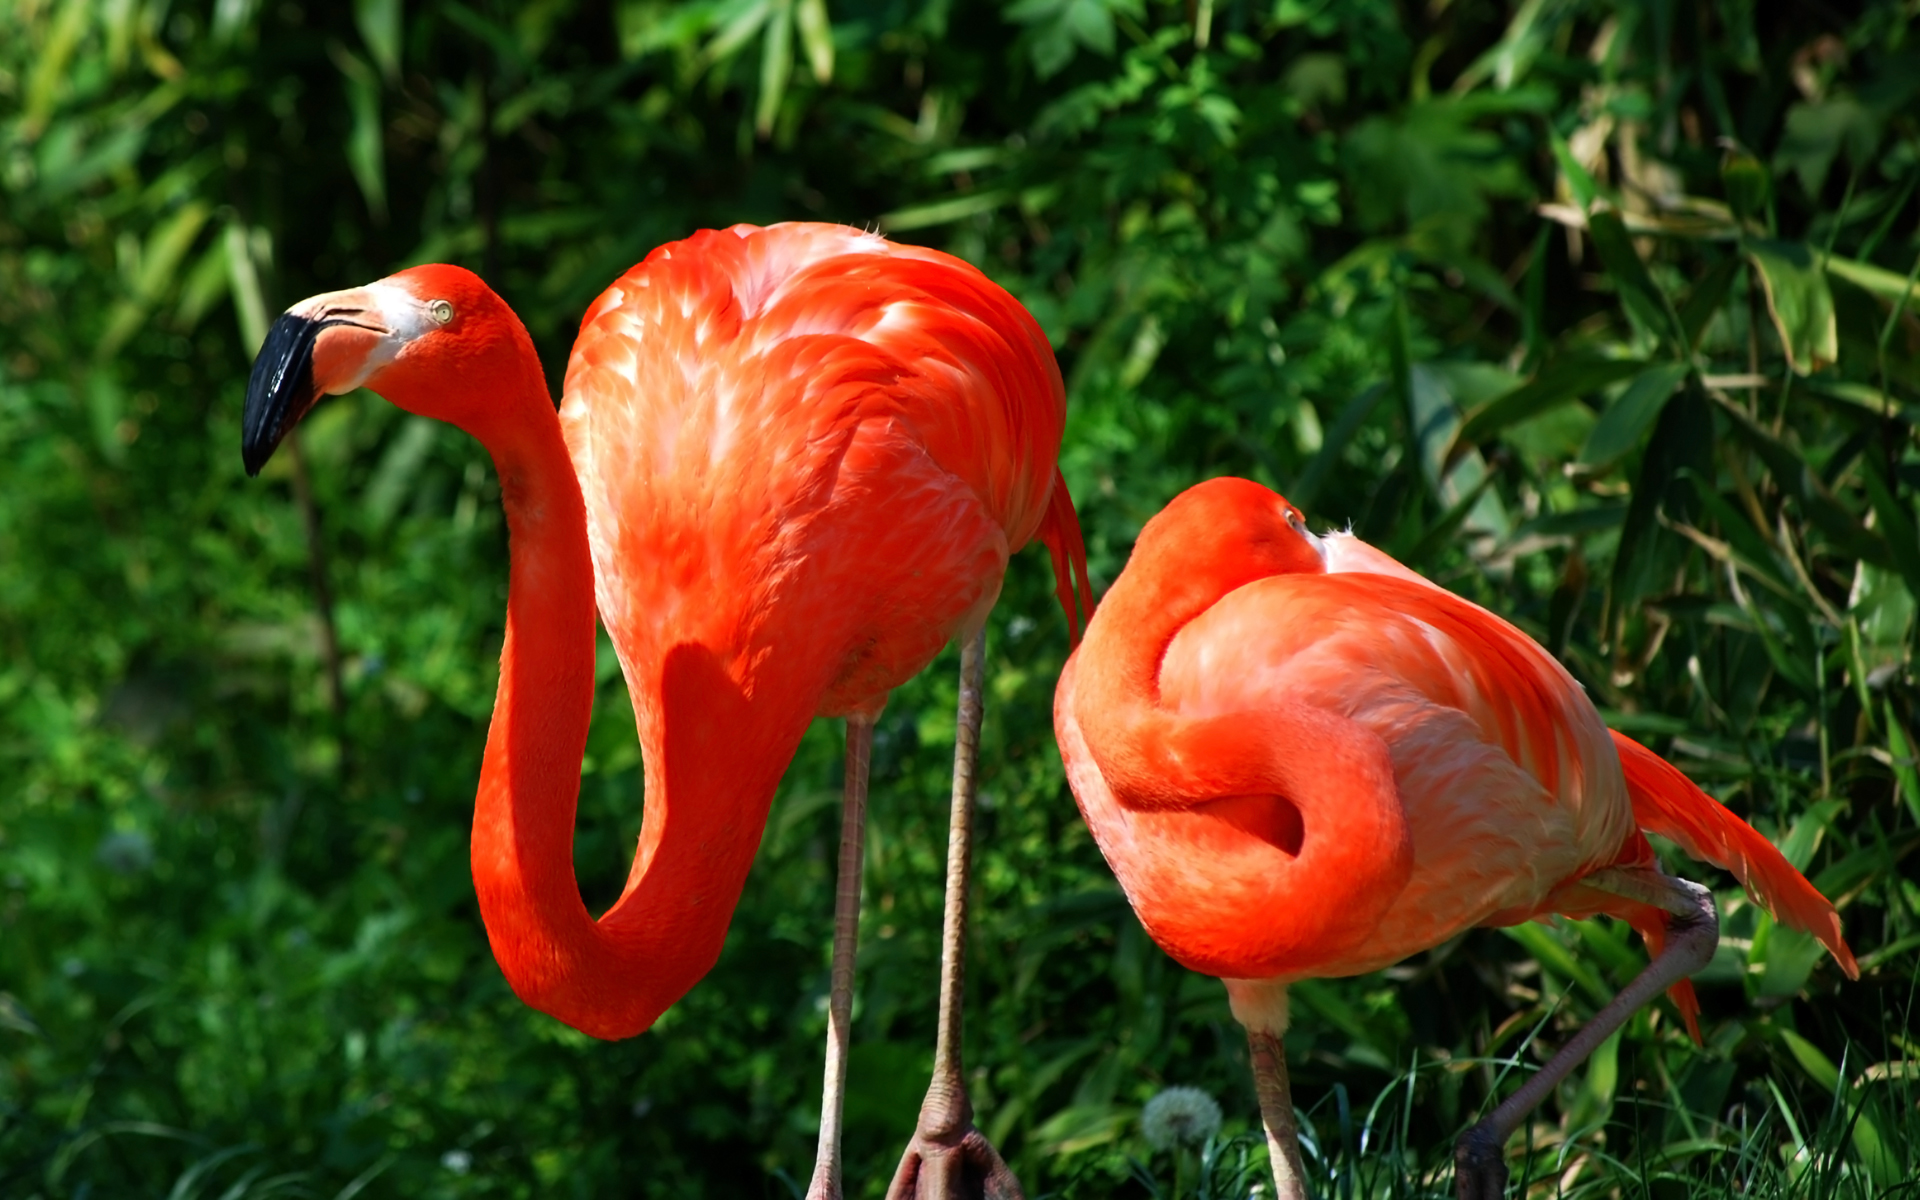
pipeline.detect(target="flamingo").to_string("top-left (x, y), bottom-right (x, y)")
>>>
top-left (1053, 477), bottom-right (1856, 1200)
top-left (239, 224), bottom-right (1092, 1199)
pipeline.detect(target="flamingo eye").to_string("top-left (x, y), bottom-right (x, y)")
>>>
top-left (428, 299), bottom-right (455, 325)
top-left (1285, 508), bottom-right (1308, 535)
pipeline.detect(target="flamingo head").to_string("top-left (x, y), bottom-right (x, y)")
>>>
top-left (242, 264), bottom-right (542, 475)
top-left (1134, 477), bottom-right (1327, 589)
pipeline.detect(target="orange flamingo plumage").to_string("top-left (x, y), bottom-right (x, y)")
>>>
top-left (1053, 477), bottom-right (1855, 1200)
top-left (241, 223), bottom-right (1090, 1199)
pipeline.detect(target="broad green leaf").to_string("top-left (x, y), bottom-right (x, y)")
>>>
top-left (22, 1), bottom-right (87, 138)
top-left (1459, 354), bottom-right (1644, 443)
top-left (1406, 361), bottom-right (1512, 545)
top-left (1747, 240), bottom-right (1837, 374)
top-left (1008, 0), bottom-right (1140, 78)
top-left (1577, 361), bottom-right (1688, 467)
top-left (1775, 96), bottom-right (1882, 198)
top-left (174, 237), bottom-right (231, 330)
top-left (702, 0), bottom-right (773, 65)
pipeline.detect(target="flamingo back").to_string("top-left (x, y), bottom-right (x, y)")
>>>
top-left (560, 222), bottom-right (1070, 718)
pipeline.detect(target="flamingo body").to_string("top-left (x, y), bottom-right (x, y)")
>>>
top-left (244, 226), bottom-right (1087, 1043)
top-left (1056, 477), bottom-right (1853, 990)
top-left (564, 225), bottom-right (1066, 726)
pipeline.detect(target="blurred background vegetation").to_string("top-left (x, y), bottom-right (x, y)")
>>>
top-left (3, 0), bottom-right (1918, 1196)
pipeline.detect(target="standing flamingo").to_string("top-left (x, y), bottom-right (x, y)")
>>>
top-left (1053, 477), bottom-right (1856, 1200)
top-left (240, 224), bottom-right (1091, 1198)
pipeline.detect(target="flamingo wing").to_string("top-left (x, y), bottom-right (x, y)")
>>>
top-left (1142, 570), bottom-right (1637, 979)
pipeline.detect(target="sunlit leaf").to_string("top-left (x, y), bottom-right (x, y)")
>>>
top-left (1747, 240), bottom-right (1838, 375)
top-left (796, 0), bottom-right (831, 83)
top-left (354, 0), bottom-right (404, 81)
top-left (755, 0), bottom-right (793, 138)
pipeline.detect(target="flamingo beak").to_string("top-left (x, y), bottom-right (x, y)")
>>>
top-left (241, 285), bottom-right (409, 476)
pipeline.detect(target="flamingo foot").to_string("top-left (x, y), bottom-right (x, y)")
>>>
top-left (1451, 869), bottom-right (1716, 1200)
top-left (1452, 1126), bottom-right (1508, 1200)
top-left (886, 1075), bottom-right (1024, 1200)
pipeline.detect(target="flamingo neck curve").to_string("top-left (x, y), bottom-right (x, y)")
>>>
top-left (1066, 493), bottom-right (1415, 978)
top-left (464, 373), bottom-right (763, 1040)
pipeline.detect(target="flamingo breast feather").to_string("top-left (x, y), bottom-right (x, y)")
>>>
top-left (1153, 571), bottom-right (1638, 978)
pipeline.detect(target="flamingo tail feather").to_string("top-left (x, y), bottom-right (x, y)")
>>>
top-left (1611, 730), bottom-right (1858, 979)
top-left (1037, 467), bottom-right (1094, 644)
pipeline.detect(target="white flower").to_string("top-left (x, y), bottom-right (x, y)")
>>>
top-left (1141, 1085), bottom-right (1222, 1151)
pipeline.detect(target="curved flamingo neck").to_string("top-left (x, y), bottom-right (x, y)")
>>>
top-left (1073, 541), bottom-right (1303, 807)
top-left (464, 371), bottom-right (788, 1040)
top-left (1067, 499), bottom-right (1414, 976)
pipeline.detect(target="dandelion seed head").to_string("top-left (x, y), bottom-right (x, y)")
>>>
top-left (1141, 1085), bottom-right (1222, 1151)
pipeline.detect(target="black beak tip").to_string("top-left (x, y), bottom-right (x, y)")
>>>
top-left (241, 313), bottom-right (325, 477)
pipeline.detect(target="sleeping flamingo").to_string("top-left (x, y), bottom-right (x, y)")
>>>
top-left (240, 224), bottom-right (1091, 1199)
top-left (1053, 477), bottom-right (1855, 1200)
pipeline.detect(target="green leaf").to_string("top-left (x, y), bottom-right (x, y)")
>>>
top-left (1290, 383), bottom-right (1385, 511)
top-left (879, 189), bottom-right (1013, 232)
top-left (1587, 206), bottom-right (1683, 349)
top-left (1611, 384), bottom-right (1711, 608)
top-left (1826, 252), bottom-right (1920, 307)
top-left (1678, 472), bottom-right (1803, 604)
top-left (334, 52), bottom-right (387, 223)
top-left (755, 0), bottom-right (793, 137)
top-left (225, 223), bottom-right (271, 355)
top-left (1577, 361), bottom-right (1688, 467)
top-left (1720, 150), bottom-right (1769, 228)
top-left (1676, 254), bottom-right (1740, 350)
top-left (354, 0), bottom-right (404, 81)
top-left (1777, 1029), bottom-right (1840, 1091)
top-left (1711, 397), bottom-right (1883, 562)
top-left (1860, 458), bottom-right (1920, 601)
top-left (1887, 705), bottom-right (1920, 828)
top-left (1459, 354), bottom-right (1644, 444)
top-left (1500, 922), bottom-right (1611, 1005)
top-left (795, 0), bottom-right (832, 83)
top-left (1549, 129), bottom-right (1600, 211)
top-left (1746, 240), bottom-right (1837, 375)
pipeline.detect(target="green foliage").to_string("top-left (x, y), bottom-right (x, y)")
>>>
top-left (4, 1), bottom-right (1918, 1197)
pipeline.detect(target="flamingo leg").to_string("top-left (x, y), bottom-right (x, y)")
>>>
top-left (1224, 979), bottom-right (1309, 1200)
top-left (888, 628), bottom-right (1025, 1200)
top-left (807, 713), bottom-right (876, 1200)
top-left (1454, 869), bottom-right (1717, 1200)
top-left (1247, 1027), bottom-right (1310, 1200)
